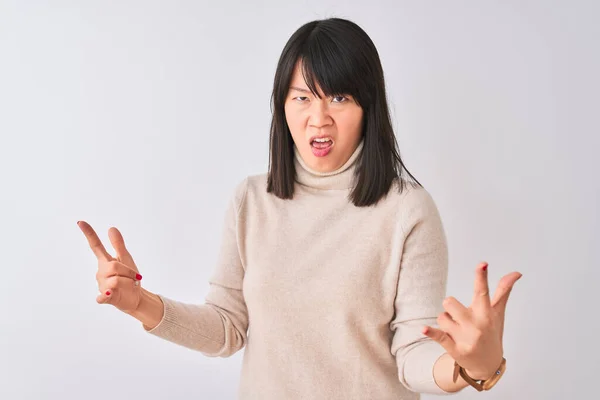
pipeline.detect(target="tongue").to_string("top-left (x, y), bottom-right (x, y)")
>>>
top-left (312, 141), bottom-right (331, 149)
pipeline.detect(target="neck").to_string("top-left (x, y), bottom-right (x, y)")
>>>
top-left (293, 139), bottom-right (364, 190)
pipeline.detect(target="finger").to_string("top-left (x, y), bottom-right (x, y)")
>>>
top-left (96, 288), bottom-right (114, 304)
top-left (108, 227), bottom-right (138, 272)
top-left (472, 262), bottom-right (491, 313)
top-left (99, 261), bottom-right (142, 282)
top-left (437, 311), bottom-right (459, 336)
top-left (443, 296), bottom-right (470, 325)
top-left (77, 221), bottom-right (114, 262)
top-left (101, 276), bottom-right (140, 292)
top-left (422, 326), bottom-right (456, 353)
top-left (491, 272), bottom-right (523, 311)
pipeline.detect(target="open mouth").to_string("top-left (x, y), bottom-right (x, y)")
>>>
top-left (311, 138), bottom-right (333, 149)
top-left (310, 137), bottom-right (334, 157)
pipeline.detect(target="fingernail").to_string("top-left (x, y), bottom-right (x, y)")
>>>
top-left (105, 290), bottom-right (111, 296)
top-left (483, 264), bottom-right (488, 271)
top-left (136, 274), bottom-right (142, 281)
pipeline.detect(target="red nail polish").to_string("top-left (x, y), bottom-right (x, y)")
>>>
top-left (136, 274), bottom-right (142, 280)
top-left (483, 265), bottom-right (488, 271)
top-left (106, 291), bottom-right (111, 296)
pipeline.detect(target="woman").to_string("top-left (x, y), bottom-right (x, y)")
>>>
top-left (78, 17), bottom-right (522, 399)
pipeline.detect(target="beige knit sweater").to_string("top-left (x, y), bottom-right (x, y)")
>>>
top-left (145, 139), bottom-right (452, 399)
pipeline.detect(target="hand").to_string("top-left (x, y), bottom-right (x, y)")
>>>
top-left (78, 221), bottom-right (143, 313)
top-left (423, 262), bottom-right (522, 381)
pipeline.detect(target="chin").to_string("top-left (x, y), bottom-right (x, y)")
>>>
top-left (311, 157), bottom-right (342, 173)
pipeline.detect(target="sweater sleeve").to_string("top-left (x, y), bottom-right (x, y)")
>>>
top-left (390, 186), bottom-right (453, 395)
top-left (143, 178), bottom-right (250, 358)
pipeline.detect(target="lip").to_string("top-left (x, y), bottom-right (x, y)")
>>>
top-left (309, 134), bottom-right (334, 144)
top-left (311, 141), bottom-right (334, 157)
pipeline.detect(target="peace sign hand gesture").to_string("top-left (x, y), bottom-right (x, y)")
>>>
top-left (77, 221), bottom-right (144, 313)
top-left (423, 262), bottom-right (522, 381)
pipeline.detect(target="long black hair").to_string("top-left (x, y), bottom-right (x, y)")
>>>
top-left (266, 17), bottom-right (422, 207)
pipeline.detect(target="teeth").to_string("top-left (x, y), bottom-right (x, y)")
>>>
top-left (313, 138), bottom-right (332, 143)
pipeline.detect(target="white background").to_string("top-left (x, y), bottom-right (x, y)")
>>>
top-left (1, 1), bottom-right (598, 399)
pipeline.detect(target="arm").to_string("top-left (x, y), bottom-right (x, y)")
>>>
top-left (390, 186), bottom-right (460, 395)
top-left (131, 178), bottom-right (250, 358)
top-left (432, 352), bottom-right (471, 392)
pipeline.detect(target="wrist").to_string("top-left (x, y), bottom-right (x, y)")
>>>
top-left (458, 357), bottom-right (507, 392)
top-left (464, 356), bottom-right (504, 381)
top-left (126, 288), bottom-right (164, 330)
top-left (464, 369), bottom-right (494, 381)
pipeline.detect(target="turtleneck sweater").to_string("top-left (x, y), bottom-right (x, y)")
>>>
top-left (144, 139), bottom-right (452, 399)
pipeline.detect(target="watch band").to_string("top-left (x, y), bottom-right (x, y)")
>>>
top-left (453, 357), bottom-right (507, 391)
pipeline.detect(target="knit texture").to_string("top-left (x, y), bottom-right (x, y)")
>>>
top-left (145, 139), bottom-right (452, 399)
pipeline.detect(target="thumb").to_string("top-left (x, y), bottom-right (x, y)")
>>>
top-left (422, 326), bottom-right (456, 354)
top-left (108, 227), bottom-right (138, 272)
top-left (96, 289), bottom-right (113, 305)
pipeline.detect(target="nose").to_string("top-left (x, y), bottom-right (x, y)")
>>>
top-left (308, 101), bottom-right (332, 128)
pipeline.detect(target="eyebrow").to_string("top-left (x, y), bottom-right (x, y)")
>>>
top-left (289, 86), bottom-right (311, 93)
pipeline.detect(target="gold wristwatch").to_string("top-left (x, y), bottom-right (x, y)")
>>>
top-left (453, 357), bottom-right (506, 391)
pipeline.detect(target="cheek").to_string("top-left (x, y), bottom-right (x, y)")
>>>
top-left (338, 110), bottom-right (363, 134)
top-left (284, 107), bottom-right (305, 131)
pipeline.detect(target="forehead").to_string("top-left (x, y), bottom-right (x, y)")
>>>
top-left (290, 62), bottom-right (307, 85)
top-left (290, 61), bottom-right (324, 94)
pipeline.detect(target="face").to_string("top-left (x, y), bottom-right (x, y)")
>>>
top-left (284, 61), bottom-right (364, 173)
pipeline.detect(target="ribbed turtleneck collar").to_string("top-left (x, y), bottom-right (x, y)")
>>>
top-left (293, 139), bottom-right (364, 190)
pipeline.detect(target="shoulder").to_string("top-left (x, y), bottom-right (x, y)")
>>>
top-left (246, 173), bottom-right (269, 192)
top-left (230, 173), bottom-right (269, 210)
top-left (392, 179), bottom-right (439, 214)
top-left (387, 178), bottom-right (444, 230)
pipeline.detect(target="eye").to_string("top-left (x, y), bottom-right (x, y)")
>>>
top-left (332, 96), bottom-right (348, 103)
top-left (294, 96), bottom-right (309, 103)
